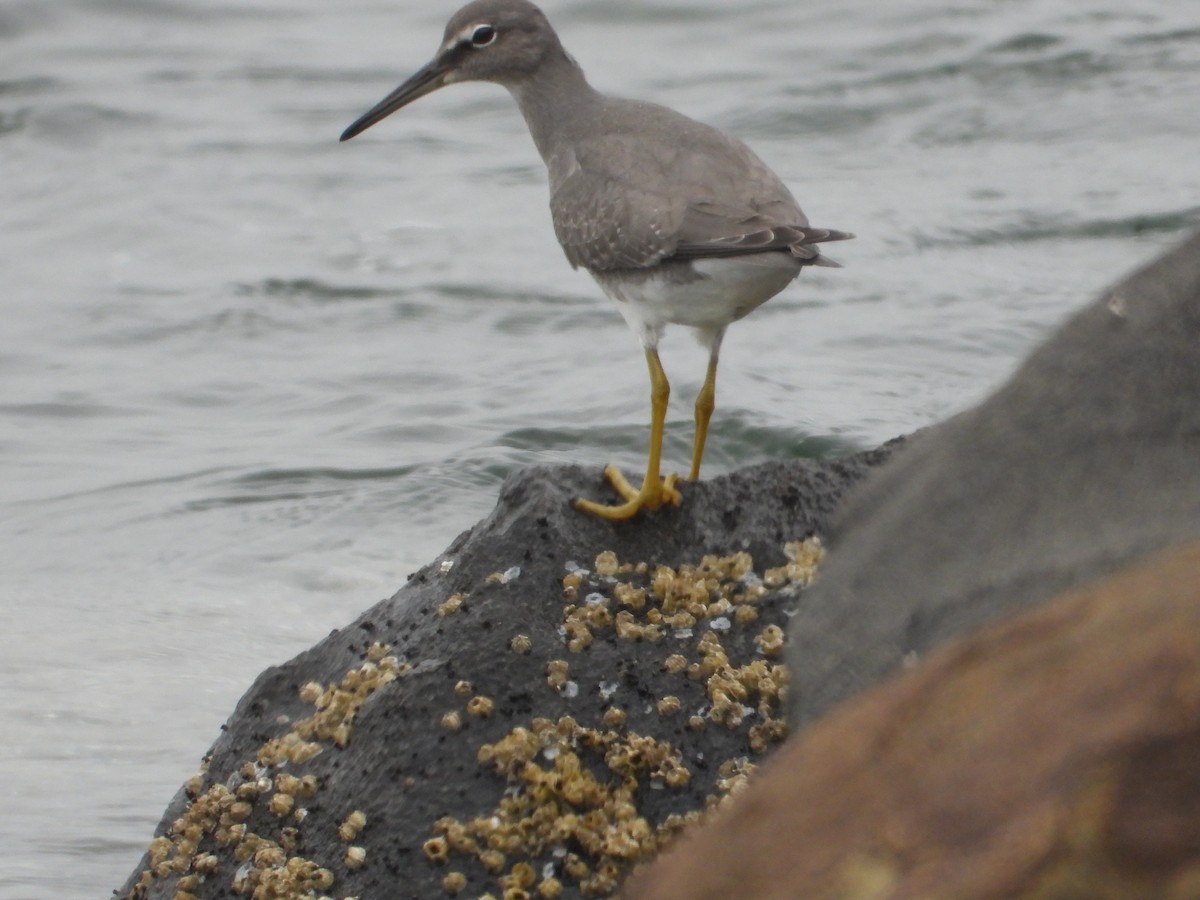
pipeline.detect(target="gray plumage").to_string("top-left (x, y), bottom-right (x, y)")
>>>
top-left (546, 119), bottom-right (847, 272)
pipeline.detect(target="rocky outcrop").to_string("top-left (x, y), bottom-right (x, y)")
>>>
top-left (116, 450), bottom-right (895, 900)
top-left (623, 540), bottom-right (1200, 900)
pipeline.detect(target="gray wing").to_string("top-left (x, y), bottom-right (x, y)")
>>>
top-left (548, 120), bottom-right (851, 272)
top-left (673, 202), bottom-right (852, 263)
top-left (549, 159), bottom-right (684, 270)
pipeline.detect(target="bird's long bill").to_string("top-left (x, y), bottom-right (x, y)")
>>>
top-left (340, 57), bottom-right (450, 141)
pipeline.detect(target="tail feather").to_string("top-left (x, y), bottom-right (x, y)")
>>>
top-left (805, 228), bottom-right (855, 244)
top-left (790, 227), bottom-right (853, 267)
top-left (811, 255), bottom-right (842, 268)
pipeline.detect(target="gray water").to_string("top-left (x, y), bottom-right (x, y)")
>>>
top-left (2, 0), bottom-right (1197, 895)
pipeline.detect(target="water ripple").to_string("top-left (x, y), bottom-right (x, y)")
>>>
top-left (232, 465), bottom-right (419, 486)
top-left (922, 207), bottom-right (1200, 249)
top-left (233, 277), bottom-right (413, 305)
top-left (0, 76), bottom-right (60, 96)
top-left (1122, 27), bottom-right (1200, 47)
top-left (181, 465), bottom-right (422, 512)
top-left (27, 103), bottom-right (158, 141)
top-left (493, 415), bottom-right (853, 466)
top-left (0, 400), bottom-right (140, 420)
top-left (0, 108), bottom-right (30, 136)
top-left (988, 33), bottom-right (1064, 54)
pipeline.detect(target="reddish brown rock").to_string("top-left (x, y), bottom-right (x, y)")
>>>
top-left (623, 542), bottom-right (1200, 900)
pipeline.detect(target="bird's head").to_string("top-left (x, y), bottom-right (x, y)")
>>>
top-left (340, 0), bottom-right (561, 141)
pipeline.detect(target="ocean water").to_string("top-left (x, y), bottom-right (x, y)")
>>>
top-left (1, 0), bottom-right (1197, 895)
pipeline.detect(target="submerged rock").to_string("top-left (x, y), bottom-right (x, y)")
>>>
top-left (115, 451), bottom-right (893, 899)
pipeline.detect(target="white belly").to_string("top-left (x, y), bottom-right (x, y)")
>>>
top-left (590, 254), bottom-right (802, 349)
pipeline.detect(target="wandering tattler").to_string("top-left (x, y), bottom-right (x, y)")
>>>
top-left (340, 0), bottom-right (853, 519)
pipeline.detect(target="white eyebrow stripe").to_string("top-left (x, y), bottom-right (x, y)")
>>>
top-left (446, 22), bottom-right (485, 49)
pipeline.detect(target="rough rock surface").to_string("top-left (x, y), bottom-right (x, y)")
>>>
top-left (116, 450), bottom-right (894, 900)
top-left (786, 229), bottom-right (1200, 726)
top-left (624, 540), bottom-right (1200, 900)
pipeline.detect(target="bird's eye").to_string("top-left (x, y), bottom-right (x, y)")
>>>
top-left (470, 24), bottom-right (497, 47)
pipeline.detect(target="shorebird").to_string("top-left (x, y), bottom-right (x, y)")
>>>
top-left (340, 0), bottom-right (852, 519)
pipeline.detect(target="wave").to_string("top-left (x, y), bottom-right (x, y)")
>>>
top-left (916, 207), bottom-right (1200, 249)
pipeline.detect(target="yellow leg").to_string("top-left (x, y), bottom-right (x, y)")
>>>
top-left (576, 348), bottom-right (682, 519)
top-left (689, 354), bottom-right (718, 480)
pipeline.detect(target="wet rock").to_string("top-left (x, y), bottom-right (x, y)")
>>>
top-left (115, 450), bottom-right (894, 900)
top-left (624, 540), bottom-right (1200, 900)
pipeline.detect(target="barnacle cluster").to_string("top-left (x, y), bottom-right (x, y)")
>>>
top-left (259, 648), bottom-right (408, 763)
top-left (426, 715), bottom-right (696, 897)
top-left (127, 772), bottom-right (334, 900)
top-left (127, 642), bottom-right (404, 899)
top-left (424, 540), bottom-right (822, 897)
top-left (563, 543), bottom-right (815, 745)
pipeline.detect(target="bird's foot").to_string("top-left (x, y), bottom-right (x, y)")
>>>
top-left (575, 464), bottom-right (681, 520)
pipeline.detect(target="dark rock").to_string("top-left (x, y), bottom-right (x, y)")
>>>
top-left (624, 541), bottom-right (1200, 900)
top-left (115, 451), bottom-right (893, 899)
top-left (787, 229), bottom-right (1200, 726)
